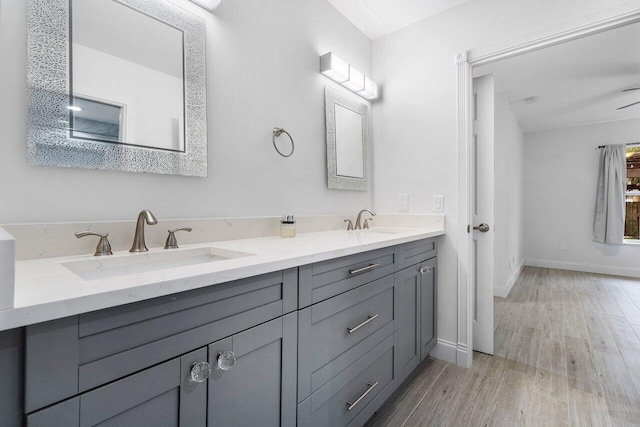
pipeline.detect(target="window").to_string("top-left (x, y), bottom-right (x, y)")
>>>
top-left (625, 147), bottom-right (640, 240)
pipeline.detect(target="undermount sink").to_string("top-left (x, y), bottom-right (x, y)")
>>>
top-left (62, 247), bottom-right (253, 281)
top-left (367, 227), bottom-right (415, 234)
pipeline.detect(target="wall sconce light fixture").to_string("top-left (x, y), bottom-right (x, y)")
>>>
top-left (320, 52), bottom-right (379, 101)
top-left (189, 0), bottom-right (222, 12)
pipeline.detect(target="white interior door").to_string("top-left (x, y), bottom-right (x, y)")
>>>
top-left (472, 74), bottom-right (495, 355)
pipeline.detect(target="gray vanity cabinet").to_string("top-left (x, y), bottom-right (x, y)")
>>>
top-left (420, 257), bottom-right (438, 360)
top-left (17, 238), bottom-right (439, 427)
top-left (207, 313), bottom-right (297, 427)
top-left (393, 260), bottom-right (438, 383)
top-left (394, 239), bottom-right (438, 383)
top-left (393, 264), bottom-right (422, 385)
top-left (27, 347), bottom-right (208, 427)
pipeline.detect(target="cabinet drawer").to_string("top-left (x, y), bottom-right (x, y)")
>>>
top-left (297, 334), bottom-right (395, 427)
top-left (25, 269), bottom-right (297, 413)
top-left (396, 238), bottom-right (437, 270)
top-left (299, 246), bottom-right (395, 308)
top-left (298, 274), bottom-right (395, 401)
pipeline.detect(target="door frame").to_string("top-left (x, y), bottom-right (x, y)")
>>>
top-left (455, 1), bottom-right (640, 368)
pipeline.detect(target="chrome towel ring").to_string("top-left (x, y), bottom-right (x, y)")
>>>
top-left (273, 127), bottom-right (294, 157)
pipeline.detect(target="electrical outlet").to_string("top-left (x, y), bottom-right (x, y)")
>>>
top-left (559, 242), bottom-right (568, 251)
top-left (433, 195), bottom-right (444, 213)
top-left (399, 194), bottom-right (409, 211)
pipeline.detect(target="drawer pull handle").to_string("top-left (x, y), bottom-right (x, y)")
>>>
top-left (349, 263), bottom-right (380, 275)
top-left (346, 381), bottom-right (378, 411)
top-left (347, 314), bottom-right (379, 334)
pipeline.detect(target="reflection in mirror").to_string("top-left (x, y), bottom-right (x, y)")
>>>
top-left (334, 104), bottom-right (364, 178)
top-left (325, 87), bottom-right (370, 191)
top-left (26, 0), bottom-right (207, 176)
top-left (69, 96), bottom-right (125, 143)
top-left (71, 0), bottom-right (185, 151)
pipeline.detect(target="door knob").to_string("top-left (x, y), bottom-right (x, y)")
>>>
top-left (473, 223), bottom-right (490, 232)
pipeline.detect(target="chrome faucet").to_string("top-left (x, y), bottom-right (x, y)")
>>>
top-left (130, 210), bottom-right (158, 252)
top-left (355, 209), bottom-right (376, 230)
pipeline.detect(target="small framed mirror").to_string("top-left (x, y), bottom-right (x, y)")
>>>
top-left (325, 87), bottom-right (370, 191)
top-left (27, 0), bottom-right (207, 176)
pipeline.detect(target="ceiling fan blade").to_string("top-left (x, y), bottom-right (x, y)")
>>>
top-left (617, 100), bottom-right (640, 110)
top-left (622, 88), bottom-right (640, 92)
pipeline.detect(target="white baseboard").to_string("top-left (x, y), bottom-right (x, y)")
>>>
top-left (430, 339), bottom-right (457, 364)
top-left (494, 261), bottom-right (524, 298)
top-left (525, 258), bottom-right (640, 278)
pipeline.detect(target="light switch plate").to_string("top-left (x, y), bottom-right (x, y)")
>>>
top-left (398, 194), bottom-right (409, 211)
top-left (433, 195), bottom-right (444, 212)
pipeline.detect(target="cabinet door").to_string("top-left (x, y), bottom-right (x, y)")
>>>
top-left (81, 347), bottom-right (207, 427)
top-left (28, 347), bottom-right (208, 427)
top-left (393, 264), bottom-right (421, 385)
top-left (207, 313), bottom-right (297, 427)
top-left (420, 257), bottom-right (437, 360)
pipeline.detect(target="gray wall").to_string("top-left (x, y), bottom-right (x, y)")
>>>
top-left (0, 0), bottom-right (372, 224)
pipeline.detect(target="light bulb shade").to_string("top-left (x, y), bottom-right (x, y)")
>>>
top-left (189, 0), bottom-right (222, 12)
top-left (357, 76), bottom-right (379, 100)
top-left (342, 66), bottom-right (365, 92)
top-left (320, 52), bottom-right (349, 83)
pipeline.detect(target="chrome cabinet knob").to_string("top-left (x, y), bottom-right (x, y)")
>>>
top-left (190, 361), bottom-right (211, 383)
top-left (217, 350), bottom-right (236, 371)
top-left (420, 266), bottom-right (433, 275)
top-left (75, 231), bottom-right (113, 256)
top-left (164, 227), bottom-right (192, 249)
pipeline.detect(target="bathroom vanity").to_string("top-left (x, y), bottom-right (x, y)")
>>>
top-left (0, 228), bottom-right (442, 426)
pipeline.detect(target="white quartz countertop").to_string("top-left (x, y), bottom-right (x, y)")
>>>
top-left (0, 227), bottom-right (444, 331)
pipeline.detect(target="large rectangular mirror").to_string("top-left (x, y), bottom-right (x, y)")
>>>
top-left (325, 87), bottom-right (370, 191)
top-left (27, 0), bottom-right (207, 176)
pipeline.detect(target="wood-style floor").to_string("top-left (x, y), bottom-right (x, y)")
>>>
top-left (366, 267), bottom-right (640, 426)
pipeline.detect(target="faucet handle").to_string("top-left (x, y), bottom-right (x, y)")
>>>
top-left (165, 227), bottom-right (192, 249)
top-left (344, 219), bottom-right (354, 231)
top-left (75, 231), bottom-right (113, 256)
top-left (363, 218), bottom-right (373, 229)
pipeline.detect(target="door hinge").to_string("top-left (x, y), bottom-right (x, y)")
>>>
top-left (467, 224), bottom-right (470, 233)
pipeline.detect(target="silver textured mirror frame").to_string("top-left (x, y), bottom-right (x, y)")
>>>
top-left (26, 0), bottom-right (208, 177)
top-left (325, 86), bottom-right (370, 191)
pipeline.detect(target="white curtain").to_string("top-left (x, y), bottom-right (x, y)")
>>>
top-left (593, 145), bottom-right (626, 244)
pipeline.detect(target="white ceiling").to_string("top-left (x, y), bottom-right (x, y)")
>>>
top-left (327, 0), bottom-right (472, 40)
top-left (474, 22), bottom-right (640, 133)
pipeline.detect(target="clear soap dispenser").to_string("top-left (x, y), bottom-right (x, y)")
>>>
top-left (280, 215), bottom-right (296, 238)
